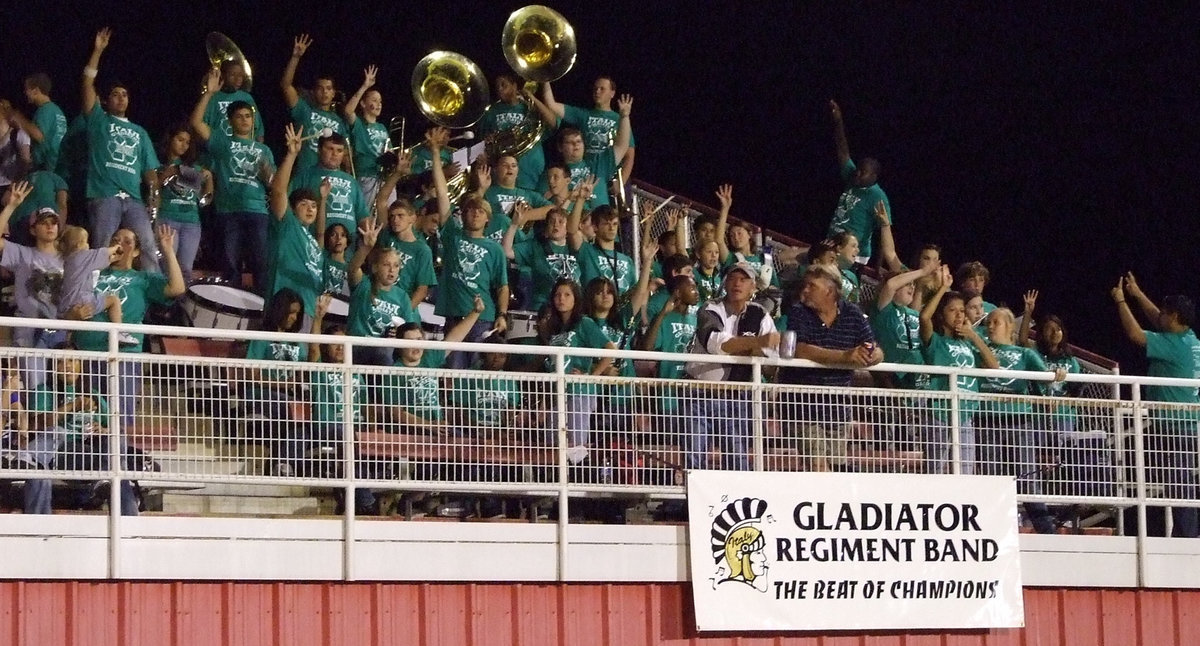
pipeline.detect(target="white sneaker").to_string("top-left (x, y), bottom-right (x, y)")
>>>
top-left (566, 445), bottom-right (589, 465)
top-left (118, 332), bottom-right (140, 346)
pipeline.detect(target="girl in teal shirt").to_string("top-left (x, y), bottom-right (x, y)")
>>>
top-left (155, 124), bottom-right (211, 285)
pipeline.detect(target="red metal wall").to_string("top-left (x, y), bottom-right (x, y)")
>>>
top-left (0, 582), bottom-right (1196, 646)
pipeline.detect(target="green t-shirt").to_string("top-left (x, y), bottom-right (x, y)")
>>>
top-left (544, 316), bottom-right (610, 395)
top-left (208, 129), bottom-right (273, 215)
top-left (33, 383), bottom-right (107, 439)
top-left (380, 232), bottom-right (438, 294)
top-left (1041, 353), bottom-right (1082, 423)
top-left (870, 301), bottom-right (926, 388)
top-left (12, 170), bottom-right (66, 227)
top-left (827, 159), bottom-right (890, 259)
top-left (246, 339), bottom-right (304, 381)
top-left (451, 373), bottom-right (521, 426)
top-left (289, 97), bottom-right (347, 170)
top-left (158, 157), bottom-right (204, 225)
top-left (577, 241), bottom-right (634, 295)
top-left (56, 113), bottom-right (88, 187)
top-left (268, 210), bottom-right (323, 316)
top-left (593, 311), bottom-right (636, 399)
top-left (74, 268), bottom-right (170, 352)
top-left (290, 165), bottom-right (368, 237)
top-left (645, 289), bottom-right (699, 324)
top-left (408, 144), bottom-right (453, 174)
top-left (840, 267), bottom-right (860, 303)
top-left (693, 266), bottom-right (723, 303)
top-left (721, 251), bottom-right (780, 288)
top-left (347, 276), bottom-right (418, 338)
top-left (483, 185), bottom-right (551, 232)
top-left (203, 90), bottom-right (265, 139)
top-left (311, 369), bottom-right (364, 426)
top-left (513, 238), bottom-right (579, 311)
top-left (32, 101), bottom-right (68, 172)
top-left (435, 219), bottom-right (508, 320)
top-left (478, 101), bottom-right (548, 190)
top-left (921, 330), bottom-right (982, 421)
top-left (980, 343), bottom-right (1048, 415)
top-left (538, 157), bottom-right (612, 210)
top-left (321, 251), bottom-right (348, 295)
top-left (652, 309), bottom-right (697, 412)
top-left (348, 118), bottom-right (390, 178)
top-left (84, 104), bottom-right (159, 201)
top-left (561, 104), bottom-right (636, 157)
top-left (1145, 329), bottom-right (1200, 421)
top-left (386, 349), bottom-right (447, 421)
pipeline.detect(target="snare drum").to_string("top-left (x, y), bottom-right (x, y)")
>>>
top-left (418, 302), bottom-right (445, 340)
top-left (183, 282), bottom-right (264, 330)
top-left (505, 310), bottom-right (539, 342)
top-left (324, 294), bottom-right (350, 326)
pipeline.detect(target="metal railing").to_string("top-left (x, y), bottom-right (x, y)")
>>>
top-left (0, 316), bottom-right (1194, 579)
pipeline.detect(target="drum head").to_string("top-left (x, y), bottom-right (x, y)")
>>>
top-left (327, 294), bottom-right (350, 316)
top-left (418, 302), bottom-right (445, 327)
top-left (188, 283), bottom-right (265, 316)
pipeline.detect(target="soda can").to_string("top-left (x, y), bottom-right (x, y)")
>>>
top-left (780, 330), bottom-right (797, 358)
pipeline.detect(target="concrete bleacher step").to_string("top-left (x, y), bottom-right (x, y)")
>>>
top-left (162, 492), bottom-right (322, 516)
top-left (147, 441), bottom-right (251, 477)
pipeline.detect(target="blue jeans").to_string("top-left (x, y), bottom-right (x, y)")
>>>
top-left (162, 220), bottom-right (201, 284)
top-left (20, 426), bottom-right (139, 516)
top-left (443, 317), bottom-right (495, 370)
top-left (13, 327), bottom-right (68, 389)
top-left (88, 196), bottom-right (161, 273)
top-left (684, 389), bottom-right (751, 471)
top-left (218, 211), bottom-right (269, 294)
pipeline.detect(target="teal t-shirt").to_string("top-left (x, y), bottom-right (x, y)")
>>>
top-left (577, 242), bottom-right (634, 295)
top-left (870, 301), bottom-right (925, 388)
top-left (321, 251), bottom-right (348, 295)
top-left (693, 266), bottom-right (723, 303)
top-left (158, 158), bottom-right (203, 225)
top-left (380, 232), bottom-right (438, 294)
top-left (1145, 329), bottom-right (1200, 421)
top-left (386, 349), bottom-right (447, 421)
top-left (74, 268), bottom-right (170, 352)
top-left (268, 210), bottom-right (323, 316)
top-left (538, 157), bottom-right (612, 210)
top-left (203, 90), bottom-right (265, 139)
top-left (451, 373), bottom-right (521, 426)
top-left (347, 276), bottom-right (418, 338)
top-left (311, 369), bottom-right (364, 426)
top-left (348, 118), bottom-right (390, 178)
top-left (827, 159), bottom-right (890, 259)
top-left (840, 267), bottom-right (860, 302)
top-left (290, 165), bottom-right (368, 237)
top-left (246, 339), bottom-right (304, 381)
top-left (12, 170), bottom-right (66, 227)
top-left (32, 101), bottom-right (68, 172)
top-left (84, 104), bottom-right (160, 201)
top-left (408, 144), bottom-right (453, 174)
top-left (435, 219), bottom-right (508, 320)
top-left (921, 331), bottom-right (982, 421)
top-left (561, 104), bottom-right (636, 157)
top-left (652, 308), bottom-right (697, 412)
top-left (56, 113), bottom-right (87, 187)
top-left (289, 97), bottom-right (347, 170)
top-left (593, 310), bottom-right (636, 399)
top-left (208, 129), bottom-right (273, 215)
top-left (513, 238), bottom-right (579, 311)
top-left (1041, 353), bottom-right (1082, 423)
top-left (483, 185), bottom-right (551, 231)
top-left (645, 290), bottom-right (699, 324)
top-left (33, 383), bottom-right (107, 439)
top-left (544, 316), bottom-right (610, 395)
top-left (478, 101), bottom-right (548, 190)
top-left (980, 343), bottom-right (1049, 414)
top-left (721, 251), bottom-right (781, 288)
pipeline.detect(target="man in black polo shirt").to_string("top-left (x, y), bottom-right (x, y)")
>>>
top-left (782, 264), bottom-right (882, 471)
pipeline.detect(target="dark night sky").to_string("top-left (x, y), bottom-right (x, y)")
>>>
top-left (4, 1), bottom-right (1199, 374)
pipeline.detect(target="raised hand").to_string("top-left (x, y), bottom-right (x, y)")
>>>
top-left (617, 94), bottom-right (633, 116)
top-left (874, 200), bottom-right (891, 226)
top-left (939, 264), bottom-right (953, 288)
top-left (641, 237), bottom-right (659, 265)
top-left (292, 34), bottom-right (312, 58)
top-left (319, 177), bottom-right (332, 201)
top-left (362, 65), bottom-right (378, 88)
top-left (1123, 271), bottom-right (1144, 298)
top-left (4, 181), bottom-right (33, 207)
top-left (715, 183), bottom-right (733, 210)
top-left (471, 162), bottom-right (491, 192)
top-left (393, 150), bottom-right (413, 176)
top-left (204, 66), bottom-right (221, 94)
top-left (1110, 276), bottom-right (1126, 303)
top-left (829, 99), bottom-right (843, 122)
top-left (155, 223), bottom-right (177, 250)
top-left (284, 123), bottom-right (304, 155)
top-left (574, 174), bottom-right (597, 200)
top-left (512, 200), bottom-right (530, 226)
top-left (1023, 289), bottom-right (1038, 314)
top-left (425, 126), bottom-right (450, 152)
top-left (357, 219), bottom-right (383, 248)
top-left (316, 293), bottom-right (332, 318)
top-left (94, 27), bottom-right (112, 52)
top-left (665, 206), bottom-right (684, 230)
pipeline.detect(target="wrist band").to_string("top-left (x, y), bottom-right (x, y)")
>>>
top-left (83, 67), bottom-right (98, 78)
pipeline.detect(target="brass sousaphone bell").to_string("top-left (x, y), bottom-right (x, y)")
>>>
top-left (489, 5), bottom-right (577, 160)
top-left (410, 51), bottom-right (489, 201)
top-left (203, 32), bottom-right (253, 93)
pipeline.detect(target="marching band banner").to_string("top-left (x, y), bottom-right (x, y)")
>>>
top-left (687, 471), bottom-right (1024, 631)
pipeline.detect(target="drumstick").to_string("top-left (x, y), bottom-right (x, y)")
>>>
top-left (300, 127), bottom-right (334, 143)
top-left (640, 196), bottom-right (676, 225)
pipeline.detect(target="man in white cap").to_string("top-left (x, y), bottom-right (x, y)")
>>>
top-left (684, 261), bottom-right (779, 471)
